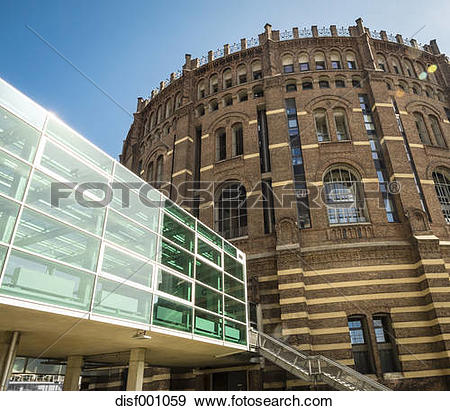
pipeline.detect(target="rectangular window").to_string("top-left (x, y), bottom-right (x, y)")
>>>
top-left (348, 316), bottom-right (375, 374)
top-left (156, 269), bottom-right (192, 301)
top-left (0, 249), bottom-right (95, 311)
top-left (160, 240), bottom-right (194, 277)
top-left (224, 296), bottom-right (246, 323)
top-left (0, 150), bottom-right (31, 200)
top-left (216, 131), bottom-right (226, 161)
top-left (283, 64), bottom-right (294, 73)
top-left (164, 198), bottom-right (195, 229)
top-left (262, 179), bottom-right (276, 234)
top-left (315, 61), bottom-right (326, 70)
top-left (197, 221), bottom-right (222, 247)
top-left (331, 61), bottom-right (341, 69)
top-left (14, 208), bottom-right (100, 272)
top-left (299, 63), bottom-right (309, 71)
top-left (162, 213), bottom-right (195, 252)
top-left (373, 315), bottom-right (400, 373)
top-left (92, 277), bottom-right (151, 323)
top-left (197, 238), bottom-right (221, 266)
top-left (224, 274), bottom-right (245, 301)
top-left (225, 320), bottom-right (246, 345)
top-left (257, 109), bottom-right (271, 173)
top-left (0, 196), bottom-right (19, 243)
top-left (224, 254), bottom-right (244, 280)
top-left (194, 310), bottom-right (223, 339)
top-left (196, 259), bottom-right (222, 290)
top-left (153, 296), bottom-right (192, 332)
top-left (195, 284), bottom-right (222, 314)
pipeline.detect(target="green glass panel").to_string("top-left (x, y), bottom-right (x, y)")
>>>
top-left (0, 150), bottom-right (30, 200)
top-left (14, 208), bottom-right (100, 272)
top-left (224, 254), bottom-right (244, 280)
top-left (152, 296), bottom-right (192, 332)
top-left (40, 140), bottom-right (109, 185)
top-left (195, 284), bottom-right (222, 314)
top-left (101, 245), bottom-right (153, 288)
top-left (93, 277), bottom-right (151, 323)
top-left (160, 240), bottom-right (194, 277)
top-left (194, 310), bottom-right (223, 340)
top-left (224, 241), bottom-right (237, 257)
top-left (26, 170), bottom-right (106, 236)
top-left (162, 214), bottom-right (194, 252)
top-left (224, 296), bottom-right (246, 323)
top-left (12, 357), bottom-right (26, 373)
top-left (0, 106), bottom-right (41, 162)
top-left (224, 274), bottom-right (245, 301)
top-left (0, 196), bottom-right (19, 243)
top-left (0, 78), bottom-right (47, 131)
top-left (195, 259), bottom-right (222, 290)
top-left (105, 209), bottom-right (157, 259)
top-left (0, 250), bottom-right (94, 311)
top-left (197, 222), bottom-right (222, 247)
top-left (46, 116), bottom-right (113, 174)
top-left (156, 269), bottom-right (192, 301)
top-left (0, 245), bottom-right (7, 271)
top-left (164, 199), bottom-right (195, 229)
top-left (225, 320), bottom-right (247, 345)
top-left (197, 239), bottom-right (221, 266)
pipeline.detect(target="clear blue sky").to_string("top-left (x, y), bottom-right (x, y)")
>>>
top-left (2, 0), bottom-right (448, 159)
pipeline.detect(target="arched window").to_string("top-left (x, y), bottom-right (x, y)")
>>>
top-left (346, 52), bottom-right (357, 69)
top-left (334, 109), bottom-right (350, 141)
top-left (412, 84), bottom-right (420, 95)
top-left (157, 106), bottom-right (162, 123)
top-left (330, 51), bottom-right (342, 69)
top-left (223, 94), bottom-right (233, 107)
top-left (385, 80), bottom-right (392, 90)
top-left (335, 77), bottom-right (346, 88)
top-left (253, 85), bottom-right (264, 98)
top-left (372, 313), bottom-right (400, 373)
top-left (302, 80), bottom-right (313, 90)
top-left (197, 80), bottom-right (206, 99)
top-left (252, 60), bottom-right (262, 80)
top-left (319, 77), bottom-right (330, 89)
top-left (232, 123), bottom-right (243, 156)
top-left (150, 112), bottom-right (156, 129)
top-left (238, 89), bottom-right (248, 102)
top-left (216, 183), bottom-right (248, 239)
top-left (223, 68), bottom-right (232, 89)
top-left (429, 115), bottom-right (447, 147)
top-left (414, 112), bottom-right (431, 144)
top-left (216, 128), bottom-right (226, 161)
top-left (314, 52), bottom-right (326, 70)
top-left (432, 168), bottom-right (450, 222)
top-left (298, 53), bottom-right (309, 71)
top-left (404, 59), bottom-right (416, 77)
top-left (237, 64), bottom-right (247, 84)
top-left (416, 61), bottom-right (426, 77)
top-left (398, 81), bottom-right (407, 92)
top-left (155, 155), bottom-right (163, 187)
top-left (391, 57), bottom-right (402, 75)
top-left (165, 98), bottom-right (172, 118)
top-left (285, 80), bottom-right (297, 92)
top-left (324, 167), bottom-right (368, 224)
top-left (209, 99), bottom-right (219, 112)
top-left (209, 74), bottom-right (219, 94)
top-left (347, 315), bottom-right (375, 374)
top-left (282, 54), bottom-right (294, 73)
top-left (175, 93), bottom-right (182, 109)
top-left (425, 86), bottom-right (433, 98)
top-left (377, 54), bottom-right (387, 72)
top-left (314, 109), bottom-right (330, 142)
top-left (196, 104), bottom-right (205, 117)
top-left (147, 162), bottom-right (154, 183)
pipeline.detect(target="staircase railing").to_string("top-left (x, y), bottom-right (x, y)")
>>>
top-left (250, 329), bottom-right (390, 391)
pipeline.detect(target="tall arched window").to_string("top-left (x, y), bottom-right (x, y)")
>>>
top-left (391, 57), bottom-right (402, 75)
top-left (377, 54), bottom-right (387, 71)
top-left (216, 183), bottom-right (248, 239)
top-left (324, 167), bottom-right (368, 224)
top-left (223, 68), bottom-right (232, 89)
top-left (314, 52), bottom-right (326, 70)
top-left (429, 115), bottom-right (447, 147)
top-left (237, 64), bottom-right (247, 84)
top-left (334, 109), bottom-right (350, 141)
top-left (157, 106), bottom-right (162, 123)
top-left (210, 74), bottom-right (218, 94)
top-left (147, 162), bottom-right (154, 183)
top-left (197, 80), bottom-right (206, 99)
top-left (216, 128), bottom-right (226, 161)
top-left (314, 109), bottom-right (330, 142)
top-left (232, 123), bottom-right (243, 156)
top-left (330, 51), bottom-right (342, 69)
top-left (432, 168), bottom-right (450, 223)
top-left (346, 52), bottom-right (357, 69)
top-left (150, 113), bottom-right (155, 129)
top-left (414, 112), bottom-right (431, 145)
top-left (404, 59), bottom-right (416, 77)
top-left (252, 60), bottom-right (262, 80)
top-left (282, 54), bottom-right (294, 73)
top-left (298, 53), bottom-right (309, 71)
top-left (155, 156), bottom-right (163, 187)
top-left (348, 315), bottom-right (375, 374)
top-left (175, 92), bottom-right (182, 109)
top-left (372, 313), bottom-right (400, 373)
top-left (165, 98), bottom-right (172, 118)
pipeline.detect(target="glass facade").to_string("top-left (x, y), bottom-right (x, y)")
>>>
top-left (0, 77), bottom-right (248, 347)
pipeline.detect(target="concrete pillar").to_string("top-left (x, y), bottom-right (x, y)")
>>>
top-left (63, 355), bottom-right (83, 391)
top-left (0, 331), bottom-right (20, 391)
top-left (126, 348), bottom-right (146, 391)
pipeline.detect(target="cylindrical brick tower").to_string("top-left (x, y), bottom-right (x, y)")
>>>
top-left (121, 18), bottom-right (450, 390)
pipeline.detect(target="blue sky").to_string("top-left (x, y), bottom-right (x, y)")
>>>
top-left (2, 0), bottom-right (448, 159)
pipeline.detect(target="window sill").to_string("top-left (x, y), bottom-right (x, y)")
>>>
top-left (383, 372), bottom-right (403, 380)
top-left (328, 222), bottom-right (372, 228)
top-left (226, 235), bottom-right (249, 242)
top-left (215, 155), bottom-right (244, 165)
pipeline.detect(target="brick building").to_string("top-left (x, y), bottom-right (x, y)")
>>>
top-left (120, 18), bottom-right (450, 390)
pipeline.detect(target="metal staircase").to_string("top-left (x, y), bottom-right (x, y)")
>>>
top-left (248, 329), bottom-right (390, 391)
